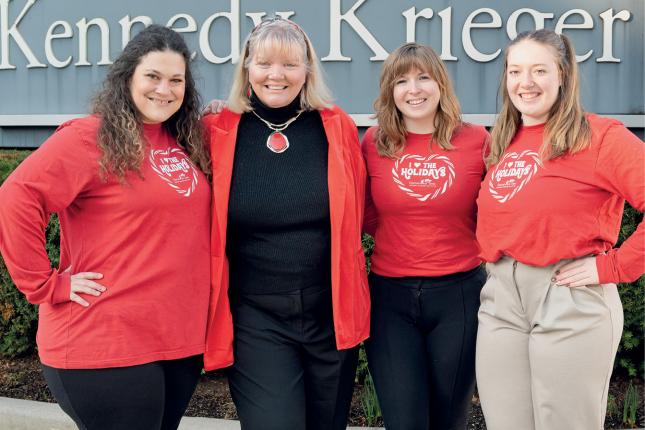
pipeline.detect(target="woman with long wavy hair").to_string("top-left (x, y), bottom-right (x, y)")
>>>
top-left (362, 42), bottom-right (489, 429)
top-left (0, 25), bottom-right (211, 430)
top-left (476, 29), bottom-right (644, 430)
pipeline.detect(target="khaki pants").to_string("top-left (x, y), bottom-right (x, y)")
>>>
top-left (476, 257), bottom-right (623, 430)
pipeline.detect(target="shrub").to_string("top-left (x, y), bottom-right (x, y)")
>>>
top-left (0, 150), bottom-right (63, 357)
top-left (615, 204), bottom-right (645, 378)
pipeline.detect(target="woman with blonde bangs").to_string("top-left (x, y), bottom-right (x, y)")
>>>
top-left (362, 42), bottom-right (489, 429)
top-left (476, 29), bottom-right (644, 430)
top-left (202, 16), bottom-right (369, 430)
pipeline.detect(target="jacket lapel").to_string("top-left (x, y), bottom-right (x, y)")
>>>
top-left (321, 109), bottom-right (347, 232)
top-left (209, 110), bottom-right (241, 257)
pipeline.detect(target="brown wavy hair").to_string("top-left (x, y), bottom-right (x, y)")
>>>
top-left (373, 43), bottom-right (462, 158)
top-left (488, 29), bottom-right (591, 167)
top-left (92, 25), bottom-right (210, 181)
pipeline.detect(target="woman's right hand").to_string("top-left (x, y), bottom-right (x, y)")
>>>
top-left (70, 272), bottom-right (106, 307)
top-left (201, 99), bottom-right (227, 116)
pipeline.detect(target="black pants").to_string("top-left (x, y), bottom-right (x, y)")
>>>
top-left (365, 268), bottom-right (486, 430)
top-left (228, 286), bottom-right (359, 430)
top-left (42, 355), bottom-right (203, 430)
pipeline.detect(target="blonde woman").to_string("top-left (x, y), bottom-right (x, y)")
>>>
top-left (476, 29), bottom-right (644, 430)
top-left (202, 17), bottom-right (369, 430)
top-left (362, 43), bottom-right (489, 429)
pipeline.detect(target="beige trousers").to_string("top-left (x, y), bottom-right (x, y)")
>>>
top-left (476, 257), bottom-right (623, 430)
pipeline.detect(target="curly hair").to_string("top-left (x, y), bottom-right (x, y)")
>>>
top-left (92, 25), bottom-right (210, 180)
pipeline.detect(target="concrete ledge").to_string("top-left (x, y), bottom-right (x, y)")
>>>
top-left (0, 397), bottom-right (383, 430)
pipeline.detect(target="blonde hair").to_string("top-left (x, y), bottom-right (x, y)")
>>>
top-left (227, 17), bottom-right (332, 113)
top-left (373, 43), bottom-right (462, 158)
top-left (488, 29), bottom-right (591, 167)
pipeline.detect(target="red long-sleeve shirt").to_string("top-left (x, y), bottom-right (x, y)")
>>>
top-left (477, 114), bottom-right (645, 284)
top-left (0, 116), bottom-right (211, 368)
top-left (362, 124), bottom-right (489, 277)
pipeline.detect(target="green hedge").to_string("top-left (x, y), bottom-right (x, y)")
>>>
top-left (0, 149), bottom-right (643, 377)
top-left (0, 151), bottom-right (61, 356)
top-left (615, 204), bottom-right (645, 377)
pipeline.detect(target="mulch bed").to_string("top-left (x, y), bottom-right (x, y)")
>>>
top-left (0, 353), bottom-right (642, 429)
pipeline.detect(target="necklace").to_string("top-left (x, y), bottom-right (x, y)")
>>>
top-left (251, 109), bottom-right (303, 153)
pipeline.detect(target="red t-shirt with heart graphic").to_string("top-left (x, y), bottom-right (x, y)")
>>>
top-left (362, 124), bottom-right (489, 277)
top-left (0, 116), bottom-right (211, 368)
top-left (477, 114), bottom-right (645, 284)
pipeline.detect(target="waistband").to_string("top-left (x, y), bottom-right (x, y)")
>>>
top-left (370, 265), bottom-right (483, 286)
top-left (487, 256), bottom-right (573, 273)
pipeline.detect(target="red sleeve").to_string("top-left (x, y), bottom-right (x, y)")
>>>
top-left (593, 124), bottom-right (645, 283)
top-left (0, 124), bottom-right (96, 304)
top-left (361, 127), bottom-right (378, 237)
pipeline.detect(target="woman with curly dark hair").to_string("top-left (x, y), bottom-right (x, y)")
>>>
top-left (0, 25), bottom-right (210, 429)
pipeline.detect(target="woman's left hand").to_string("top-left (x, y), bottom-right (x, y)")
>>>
top-left (554, 256), bottom-right (599, 287)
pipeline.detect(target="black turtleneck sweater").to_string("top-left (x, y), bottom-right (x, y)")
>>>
top-left (226, 96), bottom-right (331, 294)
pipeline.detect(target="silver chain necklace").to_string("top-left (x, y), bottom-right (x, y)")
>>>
top-left (251, 109), bottom-right (303, 154)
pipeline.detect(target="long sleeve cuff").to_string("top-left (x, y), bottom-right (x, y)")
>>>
top-left (596, 251), bottom-right (644, 285)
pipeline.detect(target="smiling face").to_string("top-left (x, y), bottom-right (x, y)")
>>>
top-left (247, 45), bottom-right (307, 108)
top-left (129, 50), bottom-right (186, 124)
top-left (506, 40), bottom-right (561, 126)
top-left (392, 68), bottom-right (440, 133)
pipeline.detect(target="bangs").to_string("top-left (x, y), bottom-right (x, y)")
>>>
top-left (249, 29), bottom-right (307, 65)
top-left (386, 47), bottom-right (439, 86)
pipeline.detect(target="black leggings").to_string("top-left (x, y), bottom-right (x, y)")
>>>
top-left (42, 355), bottom-right (203, 430)
top-left (365, 268), bottom-right (486, 430)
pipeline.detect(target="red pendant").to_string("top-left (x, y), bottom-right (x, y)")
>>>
top-left (267, 131), bottom-right (289, 153)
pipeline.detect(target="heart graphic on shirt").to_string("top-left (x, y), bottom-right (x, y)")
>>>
top-left (392, 153), bottom-right (456, 201)
top-left (488, 150), bottom-right (540, 203)
top-left (149, 148), bottom-right (199, 197)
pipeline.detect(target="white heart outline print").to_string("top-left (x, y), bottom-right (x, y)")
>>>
top-left (149, 147), bottom-right (199, 197)
top-left (489, 150), bottom-right (541, 203)
top-left (392, 153), bottom-right (456, 202)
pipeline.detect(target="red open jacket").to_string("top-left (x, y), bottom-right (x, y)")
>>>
top-left (202, 106), bottom-right (370, 370)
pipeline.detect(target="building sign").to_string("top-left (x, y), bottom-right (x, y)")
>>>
top-left (0, 0), bottom-right (642, 127)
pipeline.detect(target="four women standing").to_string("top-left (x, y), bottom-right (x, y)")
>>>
top-left (0, 18), bottom-right (642, 430)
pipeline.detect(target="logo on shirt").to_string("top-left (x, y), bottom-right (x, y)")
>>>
top-left (392, 154), bottom-right (455, 201)
top-left (488, 150), bottom-right (540, 203)
top-left (149, 148), bottom-right (198, 197)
